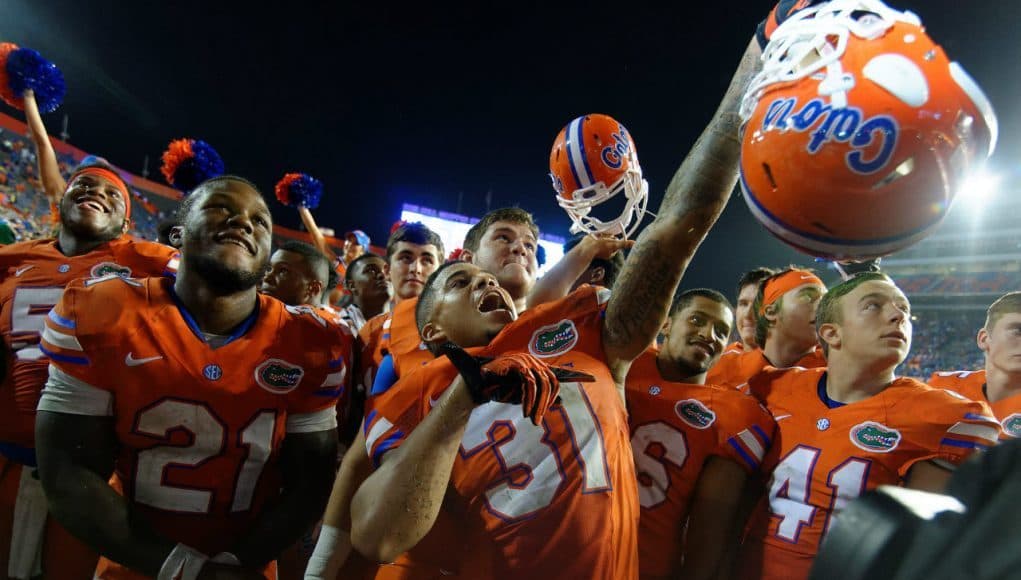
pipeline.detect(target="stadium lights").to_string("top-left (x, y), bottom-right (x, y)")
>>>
top-left (955, 169), bottom-right (1001, 212)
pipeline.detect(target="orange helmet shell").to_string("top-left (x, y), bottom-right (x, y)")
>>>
top-left (740, 1), bottom-right (997, 259)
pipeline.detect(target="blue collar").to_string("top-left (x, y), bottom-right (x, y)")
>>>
top-left (817, 373), bottom-right (847, 409)
top-left (167, 283), bottom-right (260, 347)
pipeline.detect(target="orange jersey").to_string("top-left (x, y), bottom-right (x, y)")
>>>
top-left (365, 286), bottom-right (639, 580)
top-left (626, 350), bottom-right (775, 579)
top-left (929, 369), bottom-right (1021, 439)
top-left (742, 367), bottom-right (999, 580)
top-left (40, 276), bottom-right (349, 579)
top-left (356, 312), bottom-right (388, 397)
top-left (0, 236), bottom-right (178, 451)
top-left (358, 298), bottom-right (434, 398)
top-left (706, 346), bottom-right (826, 389)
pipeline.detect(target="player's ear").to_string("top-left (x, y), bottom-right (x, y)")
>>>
top-left (977, 328), bottom-right (990, 353)
top-left (168, 226), bottom-right (184, 248)
top-left (589, 266), bottom-right (606, 285)
top-left (763, 303), bottom-right (779, 324)
top-left (660, 315), bottom-right (673, 337)
top-left (308, 279), bottom-right (324, 302)
top-left (459, 249), bottom-right (474, 264)
top-left (818, 321), bottom-right (840, 352)
top-left (420, 321), bottom-right (447, 346)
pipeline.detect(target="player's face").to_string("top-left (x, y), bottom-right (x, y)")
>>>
top-left (388, 242), bottom-right (441, 300)
top-left (774, 283), bottom-right (826, 351)
top-left (180, 181), bottom-right (273, 293)
top-left (468, 221), bottom-right (539, 300)
top-left (350, 257), bottom-right (391, 303)
top-left (735, 283), bottom-right (760, 348)
top-left (261, 250), bottom-right (316, 306)
top-left (426, 263), bottom-right (517, 349)
top-left (662, 297), bottom-right (733, 377)
top-left (344, 236), bottom-right (364, 264)
top-left (980, 313), bottom-right (1021, 374)
top-left (59, 173), bottom-right (127, 241)
top-left (835, 280), bottom-right (912, 367)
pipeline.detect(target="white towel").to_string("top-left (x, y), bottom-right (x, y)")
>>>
top-left (8, 467), bottom-right (46, 579)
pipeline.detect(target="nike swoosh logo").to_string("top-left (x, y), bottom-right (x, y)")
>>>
top-left (774, 414), bottom-right (792, 421)
top-left (14, 266), bottom-right (34, 277)
top-left (125, 353), bottom-right (163, 367)
top-left (799, 275), bottom-right (815, 280)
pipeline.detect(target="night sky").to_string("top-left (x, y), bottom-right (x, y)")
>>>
top-left (2, 0), bottom-right (1018, 292)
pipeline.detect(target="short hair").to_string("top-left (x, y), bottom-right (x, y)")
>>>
top-left (174, 175), bottom-right (263, 224)
top-left (415, 260), bottom-right (465, 338)
top-left (277, 240), bottom-right (330, 286)
top-left (753, 266), bottom-right (818, 348)
top-left (463, 207), bottom-right (540, 254)
top-left (344, 252), bottom-right (385, 284)
top-left (386, 222), bottom-right (445, 263)
top-left (564, 234), bottom-right (626, 290)
top-left (985, 291), bottom-right (1021, 330)
top-left (815, 272), bottom-right (892, 355)
top-left (670, 288), bottom-right (733, 317)
top-left (156, 217), bottom-right (177, 245)
top-left (736, 267), bottom-right (777, 300)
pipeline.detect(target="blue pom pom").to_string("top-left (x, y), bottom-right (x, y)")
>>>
top-left (286, 174), bottom-right (323, 209)
top-left (6, 48), bottom-right (65, 113)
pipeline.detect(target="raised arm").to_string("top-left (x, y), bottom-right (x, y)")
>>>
top-left (602, 37), bottom-right (761, 379)
top-left (527, 235), bottom-right (633, 309)
top-left (22, 90), bottom-right (66, 205)
top-left (36, 410), bottom-right (177, 577)
top-left (298, 206), bottom-right (337, 261)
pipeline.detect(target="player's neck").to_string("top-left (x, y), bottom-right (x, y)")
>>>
top-left (358, 295), bottom-right (390, 320)
top-left (825, 357), bottom-right (896, 404)
top-left (762, 336), bottom-right (815, 369)
top-left (56, 229), bottom-right (113, 257)
top-left (984, 363), bottom-right (1021, 404)
top-left (173, 269), bottom-right (259, 336)
top-left (655, 352), bottom-right (706, 385)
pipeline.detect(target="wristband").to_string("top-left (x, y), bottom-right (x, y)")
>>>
top-left (157, 543), bottom-right (208, 580)
top-left (304, 525), bottom-right (349, 580)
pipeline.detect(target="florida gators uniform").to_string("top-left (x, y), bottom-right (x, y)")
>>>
top-left (0, 236), bottom-right (177, 580)
top-left (723, 341), bottom-right (746, 355)
top-left (364, 285), bottom-right (639, 580)
top-left (707, 346), bottom-right (826, 390)
top-left (929, 370), bottom-right (1021, 440)
top-left (740, 367), bottom-right (1000, 580)
top-left (38, 276), bottom-right (348, 580)
top-left (626, 350), bottom-right (775, 579)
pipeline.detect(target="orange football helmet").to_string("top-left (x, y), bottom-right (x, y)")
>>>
top-left (549, 114), bottom-right (649, 238)
top-left (739, 0), bottom-right (997, 259)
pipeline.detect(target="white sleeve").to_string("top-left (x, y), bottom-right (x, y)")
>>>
top-left (37, 364), bottom-right (113, 416)
top-left (285, 406), bottom-right (337, 433)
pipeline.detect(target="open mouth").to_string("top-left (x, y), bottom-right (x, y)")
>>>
top-left (75, 196), bottom-right (109, 214)
top-left (689, 340), bottom-right (716, 357)
top-left (216, 233), bottom-right (255, 255)
top-left (477, 290), bottom-right (510, 313)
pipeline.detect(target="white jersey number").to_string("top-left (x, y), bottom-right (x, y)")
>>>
top-left (769, 446), bottom-right (870, 542)
top-left (10, 287), bottom-right (64, 360)
top-left (459, 382), bottom-right (611, 521)
top-left (631, 422), bottom-right (689, 508)
top-left (134, 400), bottom-right (276, 514)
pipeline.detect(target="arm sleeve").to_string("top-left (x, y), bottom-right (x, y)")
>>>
top-left (38, 364), bottom-right (113, 416)
top-left (897, 394), bottom-right (1001, 477)
top-left (716, 390), bottom-right (777, 474)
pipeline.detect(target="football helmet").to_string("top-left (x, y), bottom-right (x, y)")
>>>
top-left (739, 0), bottom-right (997, 259)
top-left (549, 114), bottom-right (649, 238)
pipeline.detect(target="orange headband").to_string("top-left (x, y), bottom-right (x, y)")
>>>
top-left (760, 270), bottom-right (824, 315)
top-left (72, 167), bottom-right (131, 221)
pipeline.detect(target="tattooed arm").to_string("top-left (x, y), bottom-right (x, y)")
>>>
top-left (602, 38), bottom-right (762, 383)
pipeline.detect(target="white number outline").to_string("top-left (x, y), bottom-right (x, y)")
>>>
top-left (630, 421), bottom-right (690, 509)
top-left (9, 287), bottom-right (64, 360)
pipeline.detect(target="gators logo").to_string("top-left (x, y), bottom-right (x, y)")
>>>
top-left (675, 399), bottom-right (716, 430)
top-left (254, 358), bottom-right (305, 395)
top-left (528, 320), bottom-right (578, 358)
top-left (90, 262), bottom-right (132, 279)
top-left (1001, 414), bottom-right (1021, 439)
top-left (849, 421), bottom-right (901, 453)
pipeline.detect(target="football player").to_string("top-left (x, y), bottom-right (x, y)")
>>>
top-left (0, 160), bottom-right (178, 579)
top-left (929, 291), bottom-right (1021, 439)
top-left (727, 267), bottom-right (776, 353)
top-left (708, 267), bottom-right (828, 389)
top-left (342, 254), bottom-right (392, 333)
top-left (347, 31), bottom-right (765, 579)
top-left (627, 289), bottom-right (775, 579)
top-left (739, 273), bottom-right (1000, 579)
top-left (262, 241), bottom-right (332, 309)
top-left (35, 176), bottom-right (347, 579)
